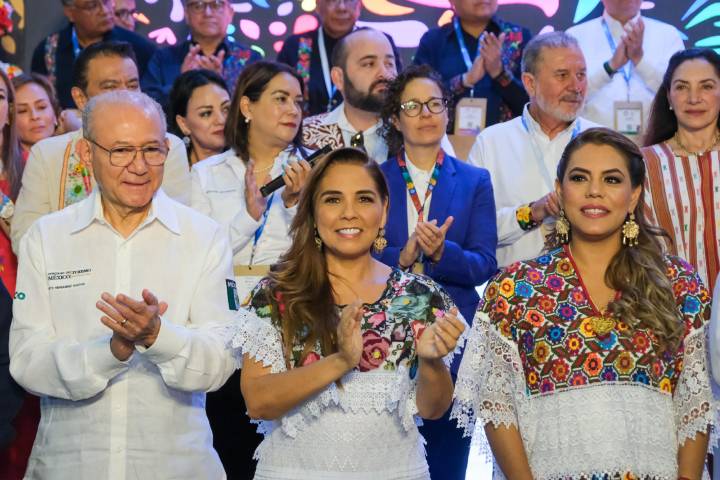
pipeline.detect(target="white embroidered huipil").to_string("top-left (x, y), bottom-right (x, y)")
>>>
top-left (467, 105), bottom-right (598, 267)
top-left (10, 189), bottom-right (238, 480)
top-left (566, 11), bottom-right (684, 130)
top-left (232, 270), bottom-right (467, 480)
top-left (452, 249), bottom-right (718, 480)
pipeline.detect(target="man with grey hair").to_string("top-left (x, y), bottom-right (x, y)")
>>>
top-left (10, 90), bottom-right (238, 479)
top-left (467, 31), bottom-right (599, 267)
top-left (13, 41), bottom-right (191, 254)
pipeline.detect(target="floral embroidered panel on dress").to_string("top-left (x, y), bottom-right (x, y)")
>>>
top-left (481, 247), bottom-right (710, 397)
top-left (243, 268), bottom-right (456, 375)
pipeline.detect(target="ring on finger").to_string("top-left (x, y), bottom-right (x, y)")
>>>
top-left (120, 318), bottom-right (128, 326)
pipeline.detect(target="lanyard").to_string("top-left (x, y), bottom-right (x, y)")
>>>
top-left (317, 29), bottom-right (337, 112)
top-left (71, 28), bottom-right (82, 58)
top-left (397, 149), bottom-right (444, 223)
top-left (249, 192), bottom-right (275, 266)
top-left (453, 17), bottom-right (483, 98)
top-left (601, 19), bottom-right (632, 89)
top-left (521, 111), bottom-right (581, 190)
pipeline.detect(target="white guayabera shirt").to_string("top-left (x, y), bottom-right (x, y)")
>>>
top-left (10, 189), bottom-right (238, 480)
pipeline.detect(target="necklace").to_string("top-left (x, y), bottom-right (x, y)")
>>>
top-left (252, 162), bottom-right (274, 174)
top-left (567, 246), bottom-right (617, 337)
top-left (673, 129), bottom-right (720, 156)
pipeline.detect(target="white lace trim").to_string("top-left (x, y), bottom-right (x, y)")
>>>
top-left (228, 309), bottom-right (287, 373)
top-left (674, 326), bottom-right (719, 451)
top-left (451, 313), bottom-right (719, 479)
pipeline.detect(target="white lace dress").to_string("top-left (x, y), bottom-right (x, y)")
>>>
top-left (231, 269), bottom-right (465, 480)
top-left (452, 248), bottom-right (718, 480)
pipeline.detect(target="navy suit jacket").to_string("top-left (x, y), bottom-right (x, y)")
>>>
top-left (377, 153), bottom-right (498, 329)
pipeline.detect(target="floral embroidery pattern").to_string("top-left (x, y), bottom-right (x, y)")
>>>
top-left (63, 140), bottom-right (93, 208)
top-left (44, 32), bottom-right (59, 87)
top-left (296, 36), bottom-right (312, 115)
top-left (482, 247), bottom-right (710, 397)
top-left (244, 269), bottom-right (455, 375)
top-left (223, 44), bottom-right (255, 96)
top-left (302, 113), bottom-right (345, 151)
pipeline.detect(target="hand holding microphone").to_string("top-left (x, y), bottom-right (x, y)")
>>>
top-left (260, 145), bottom-right (332, 197)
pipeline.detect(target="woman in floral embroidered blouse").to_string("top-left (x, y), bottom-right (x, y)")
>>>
top-left (231, 147), bottom-right (466, 479)
top-left (453, 128), bottom-right (717, 479)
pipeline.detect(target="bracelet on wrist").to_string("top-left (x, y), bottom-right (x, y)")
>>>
top-left (516, 203), bottom-right (539, 231)
top-left (603, 60), bottom-right (617, 78)
top-left (492, 68), bottom-right (513, 88)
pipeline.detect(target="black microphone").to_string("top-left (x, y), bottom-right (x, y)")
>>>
top-left (259, 145), bottom-right (332, 197)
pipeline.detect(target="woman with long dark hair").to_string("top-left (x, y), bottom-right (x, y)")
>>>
top-left (379, 64), bottom-right (497, 479)
top-left (190, 61), bottom-right (312, 478)
top-left (454, 128), bottom-right (716, 479)
top-left (168, 69), bottom-right (230, 167)
top-left (643, 48), bottom-right (720, 291)
top-left (232, 147), bottom-right (466, 479)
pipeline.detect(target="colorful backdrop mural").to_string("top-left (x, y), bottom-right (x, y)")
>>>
top-left (11, 0), bottom-right (720, 69)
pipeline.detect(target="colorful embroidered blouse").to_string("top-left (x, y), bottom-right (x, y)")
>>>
top-left (452, 247), bottom-right (717, 480)
top-left (231, 268), bottom-right (463, 479)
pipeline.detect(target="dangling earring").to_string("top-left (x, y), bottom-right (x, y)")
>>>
top-left (555, 209), bottom-right (570, 245)
top-left (373, 227), bottom-right (387, 254)
top-left (622, 213), bottom-right (640, 247)
top-left (314, 227), bottom-right (323, 251)
top-left (182, 135), bottom-right (191, 147)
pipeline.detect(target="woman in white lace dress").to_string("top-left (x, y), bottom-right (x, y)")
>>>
top-left (231, 147), bottom-right (466, 479)
top-left (452, 128), bottom-right (718, 479)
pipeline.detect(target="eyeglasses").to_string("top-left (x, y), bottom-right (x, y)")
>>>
top-left (399, 97), bottom-right (448, 117)
top-left (185, 0), bottom-right (228, 14)
top-left (323, 0), bottom-right (360, 6)
top-left (87, 138), bottom-right (168, 167)
top-left (114, 8), bottom-right (137, 19)
top-left (72, 0), bottom-right (114, 13)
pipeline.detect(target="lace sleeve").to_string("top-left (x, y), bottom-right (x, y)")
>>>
top-left (674, 326), bottom-right (719, 449)
top-left (451, 310), bottom-right (526, 438)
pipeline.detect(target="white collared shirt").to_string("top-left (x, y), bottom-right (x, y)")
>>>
top-left (12, 128), bottom-right (192, 254)
top-left (190, 147), bottom-right (303, 266)
top-left (566, 11), bottom-right (684, 130)
top-left (404, 156), bottom-right (433, 237)
top-left (467, 105), bottom-right (599, 267)
top-left (319, 102), bottom-right (456, 162)
top-left (10, 189), bottom-right (237, 480)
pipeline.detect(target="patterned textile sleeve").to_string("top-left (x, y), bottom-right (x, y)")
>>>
top-left (229, 278), bottom-right (287, 374)
top-left (670, 257), bottom-right (719, 449)
top-left (421, 277), bottom-right (469, 369)
top-left (451, 270), bottom-right (527, 445)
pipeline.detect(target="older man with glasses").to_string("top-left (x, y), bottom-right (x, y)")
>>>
top-left (142, 0), bottom-right (261, 112)
top-left (31, 0), bottom-right (156, 109)
top-left (10, 90), bottom-right (238, 480)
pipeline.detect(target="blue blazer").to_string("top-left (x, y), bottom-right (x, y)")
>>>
top-left (377, 153), bottom-right (498, 327)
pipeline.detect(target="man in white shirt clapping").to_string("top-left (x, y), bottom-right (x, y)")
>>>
top-left (9, 90), bottom-right (237, 479)
top-left (566, 0), bottom-right (684, 135)
top-left (467, 32), bottom-right (599, 267)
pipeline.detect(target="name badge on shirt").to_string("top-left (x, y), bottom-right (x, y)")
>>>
top-left (233, 265), bottom-right (271, 305)
top-left (454, 97), bottom-right (487, 135)
top-left (47, 268), bottom-right (92, 291)
top-left (614, 101), bottom-right (643, 136)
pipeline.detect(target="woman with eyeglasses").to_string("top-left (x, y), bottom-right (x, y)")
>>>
top-left (378, 64), bottom-right (498, 480)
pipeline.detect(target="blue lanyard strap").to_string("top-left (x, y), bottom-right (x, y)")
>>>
top-left (454, 17), bottom-right (483, 97)
top-left (521, 111), bottom-right (581, 190)
top-left (71, 28), bottom-right (82, 58)
top-left (601, 19), bottom-right (632, 85)
top-left (249, 193), bottom-right (275, 266)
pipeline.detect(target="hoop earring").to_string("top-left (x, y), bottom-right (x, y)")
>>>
top-left (555, 209), bottom-right (570, 245)
top-left (622, 213), bottom-right (640, 247)
top-left (373, 227), bottom-right (387, 254)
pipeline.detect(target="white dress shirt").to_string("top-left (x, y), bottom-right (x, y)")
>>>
top-left (10, 189), bottom-right (237, 480)
top-left (404, 156), bottom-right (433, 237)
top-left (317, 102), bottom-right (456, 162)
top-left (467, 105), bottom-right (598, 267)
top-left (191, 148), bottom-right (302, 267)
top-left (12, 129), bottom-right (191, 253)
top-left (566, 11), bottom-right (684, 129)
